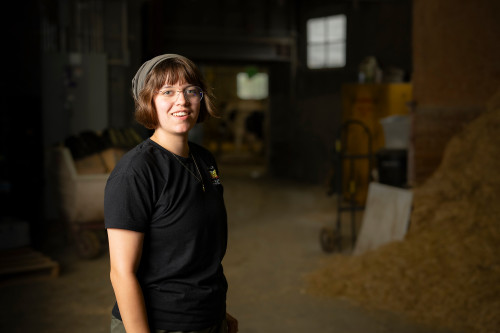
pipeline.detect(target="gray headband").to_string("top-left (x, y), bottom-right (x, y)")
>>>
top-left (131, 53), bottom-right (186, 100)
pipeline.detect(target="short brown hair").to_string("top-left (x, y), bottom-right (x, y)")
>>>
top-left (134, 56), bottom-right (217, 129)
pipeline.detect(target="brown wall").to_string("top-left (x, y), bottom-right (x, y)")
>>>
top-left (411, 0), bottom-right (500, 184)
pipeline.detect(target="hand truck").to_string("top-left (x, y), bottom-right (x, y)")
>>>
top-left (320, 119), bottom-right (373, 253)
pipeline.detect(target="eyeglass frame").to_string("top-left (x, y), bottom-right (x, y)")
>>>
top-left (156, 86), bottom-right (204, 103)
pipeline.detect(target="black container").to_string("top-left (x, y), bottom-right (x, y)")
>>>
top-left (376, 148), bottom-right (408, 188)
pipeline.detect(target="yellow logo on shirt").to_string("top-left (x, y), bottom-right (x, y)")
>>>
top-left (208, 166), bottom-right (221, 185)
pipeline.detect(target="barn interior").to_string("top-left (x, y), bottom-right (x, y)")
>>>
top-left (1, 0), bottom-right (499, 332)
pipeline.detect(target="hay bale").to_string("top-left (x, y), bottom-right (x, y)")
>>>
top-left (306, 90), bottom-right (500, 333)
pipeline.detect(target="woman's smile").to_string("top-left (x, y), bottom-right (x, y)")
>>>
top-left (171, 111), bottom-right (189, 117)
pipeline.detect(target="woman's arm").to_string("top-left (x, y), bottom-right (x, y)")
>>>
top-left (108, 228), bottom-right (150, 333)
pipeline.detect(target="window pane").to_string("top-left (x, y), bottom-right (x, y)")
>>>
top-left (307, 17), bottom-right (325, 43)
top-left (307, 14), bottom-right (346, 69)
top-left (307, 44), bottom-right (326, 69)
top-left (237, 72), bottom-right (269, 100)
top-left (327, 43), bottom-right (345, 67)
top-left (326, 15), bottom-right (346, 42)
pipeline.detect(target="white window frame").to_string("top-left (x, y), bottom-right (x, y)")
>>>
top-left (307, 14), bottom-right (347, 69)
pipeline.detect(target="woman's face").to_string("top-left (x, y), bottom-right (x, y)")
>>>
top-left (153, 81), bottom-right (201, 137)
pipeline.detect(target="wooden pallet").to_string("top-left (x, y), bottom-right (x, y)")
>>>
top-left (0, 247), bottom-right (60, 284)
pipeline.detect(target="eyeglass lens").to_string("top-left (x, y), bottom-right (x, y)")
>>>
top-left (159, 87), bottom-right (203, 102)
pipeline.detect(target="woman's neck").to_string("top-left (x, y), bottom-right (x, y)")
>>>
top-left (151, 130), bottom-right (189, 157)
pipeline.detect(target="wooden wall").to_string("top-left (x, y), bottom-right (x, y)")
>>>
top-left (411, 0), bottom-right (500, 185)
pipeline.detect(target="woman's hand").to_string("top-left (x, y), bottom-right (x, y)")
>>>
top-left (226, 312), bottom-right (238, 333)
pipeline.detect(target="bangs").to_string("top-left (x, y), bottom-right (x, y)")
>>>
top-left (153, 59), bottom-right (201, 89)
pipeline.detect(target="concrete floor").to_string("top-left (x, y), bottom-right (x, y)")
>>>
top-left (0, 162), bottom-right (456, 333)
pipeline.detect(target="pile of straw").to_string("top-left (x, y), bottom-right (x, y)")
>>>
top-left (306, 91), bottom-right (500, 333)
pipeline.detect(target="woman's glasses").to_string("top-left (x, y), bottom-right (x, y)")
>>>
top-left (158, 86), bottom-right (204, 103)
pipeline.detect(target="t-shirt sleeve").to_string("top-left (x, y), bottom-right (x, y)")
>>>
top-left (104, 171), bottom-right (153, 232)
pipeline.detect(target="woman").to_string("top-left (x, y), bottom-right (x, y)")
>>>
top-left (105, 54), bottom-right (238, 333)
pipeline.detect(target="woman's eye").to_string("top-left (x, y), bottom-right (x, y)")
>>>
top-left (162, 90), bottom-right (174, 96)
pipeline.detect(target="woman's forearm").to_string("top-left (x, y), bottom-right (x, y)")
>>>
top-left (110, 270), bottom-right (150, 333)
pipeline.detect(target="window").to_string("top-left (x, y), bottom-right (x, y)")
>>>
top-left (236, 72), bottom-right (268, 100)
top-left (307, 14), bottom-right (346, 69)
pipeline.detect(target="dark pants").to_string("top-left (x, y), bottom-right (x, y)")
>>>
top-left (111, 315), bottom-right (228, 333)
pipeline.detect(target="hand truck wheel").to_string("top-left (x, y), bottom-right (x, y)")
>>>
top-left (319, 227), bottom-right (341, 253)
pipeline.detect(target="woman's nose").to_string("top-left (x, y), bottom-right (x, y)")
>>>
top-left (175, 90), bottom-right (189, 104)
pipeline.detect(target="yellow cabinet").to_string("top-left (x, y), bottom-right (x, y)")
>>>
top-left (341, 83), bottom-right (412, 150)
top-left (339, 83), bottom-right (412, 203)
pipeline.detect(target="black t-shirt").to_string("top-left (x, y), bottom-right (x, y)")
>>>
top-left (104, 139), bottom-right (228, 331)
